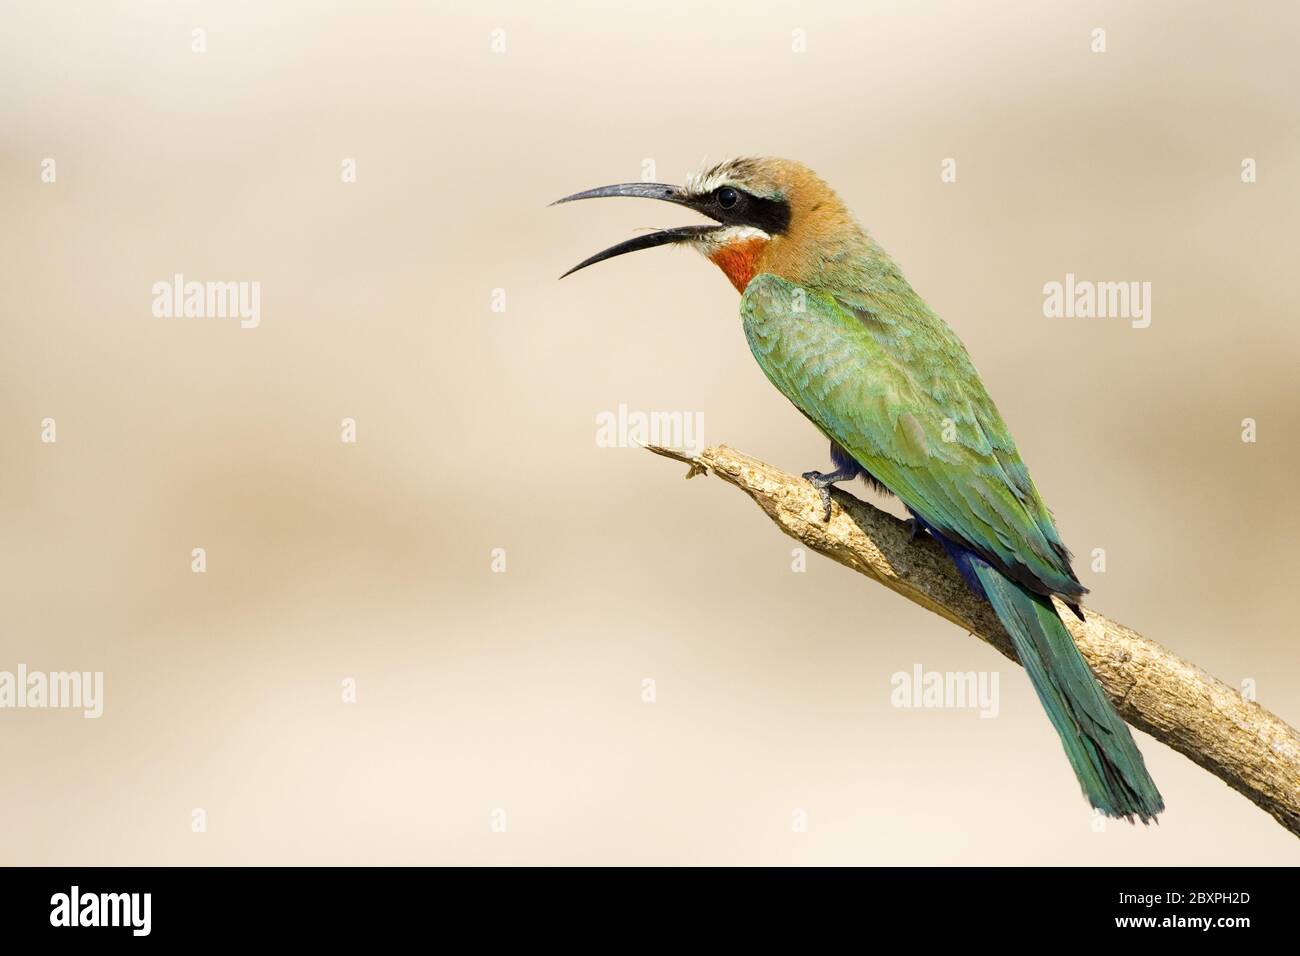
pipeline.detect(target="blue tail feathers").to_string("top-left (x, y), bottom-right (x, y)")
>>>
top-left (922, 517), bottom-right (1164, 822)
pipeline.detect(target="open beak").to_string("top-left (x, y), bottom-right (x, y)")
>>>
top-left (551, 183), bottom-right (720, 278)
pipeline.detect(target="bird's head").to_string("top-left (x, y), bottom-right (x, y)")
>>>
top-left (554, 157), bottom-right (862, 292)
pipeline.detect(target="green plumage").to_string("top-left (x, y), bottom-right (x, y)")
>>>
top-left (743, 269), bottom-right (1080, 600)
top-left (972, 563), bottom-right (1164, 820)
top-left (741, 267), bottom-right (1163, 821)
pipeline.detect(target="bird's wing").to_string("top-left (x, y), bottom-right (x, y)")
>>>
top-left (741, 272), bottom-right (1083, 599)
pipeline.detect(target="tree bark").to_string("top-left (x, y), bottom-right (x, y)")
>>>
top-left (646, 443), bottom-right (1300, 837)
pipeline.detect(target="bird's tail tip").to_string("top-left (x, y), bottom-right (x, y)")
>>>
top-left (968, 559), bottom-right (1166, 825)
top-left (1092, 786), bottom-right (1165, 825)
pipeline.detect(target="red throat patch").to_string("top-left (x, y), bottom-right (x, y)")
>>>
top-left (708, 237), bottom-right (768, 293)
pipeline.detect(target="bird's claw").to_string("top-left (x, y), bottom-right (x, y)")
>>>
top-left (802, 470), bottom-right (835, 522)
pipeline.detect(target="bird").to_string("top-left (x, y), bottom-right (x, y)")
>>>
top-left (553, 157), bottom-right (1164, 823)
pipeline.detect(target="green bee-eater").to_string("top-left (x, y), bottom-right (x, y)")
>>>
top-left (555, 157), bottom-right (1164, 823)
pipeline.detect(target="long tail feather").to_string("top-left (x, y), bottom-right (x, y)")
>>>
top-left (969, 560), bottom-right (1164, 822)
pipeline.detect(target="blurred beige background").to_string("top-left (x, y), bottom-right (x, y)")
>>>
top-left (2, 0), bottom-right (1298, 865)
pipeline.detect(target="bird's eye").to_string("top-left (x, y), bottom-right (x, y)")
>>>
top-left (716, 187), bottom-right (740, 209)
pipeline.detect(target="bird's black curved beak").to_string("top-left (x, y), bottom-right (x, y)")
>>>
top-left (551, 183), bottom-right (720, 278)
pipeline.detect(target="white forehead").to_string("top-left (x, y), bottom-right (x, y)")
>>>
top-left (684, 166), bottom-right (735, 195)
top-left (684, 157), bottom-right (784, 202)
top-left (684, 158), bottom-right (758, 196)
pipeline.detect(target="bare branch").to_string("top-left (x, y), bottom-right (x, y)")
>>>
top-left (646, 443), bottom-right (1300, 836)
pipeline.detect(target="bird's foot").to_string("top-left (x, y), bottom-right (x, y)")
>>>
top-left (802, 471), bottom-right (835, 521)
top-left (905, 517), bottom-right (922, 542)
top-left (801, 465), bottom-right (860, 522)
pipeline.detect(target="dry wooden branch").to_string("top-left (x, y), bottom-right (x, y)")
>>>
top-left (646, 443), bottom-right (1300, 837)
